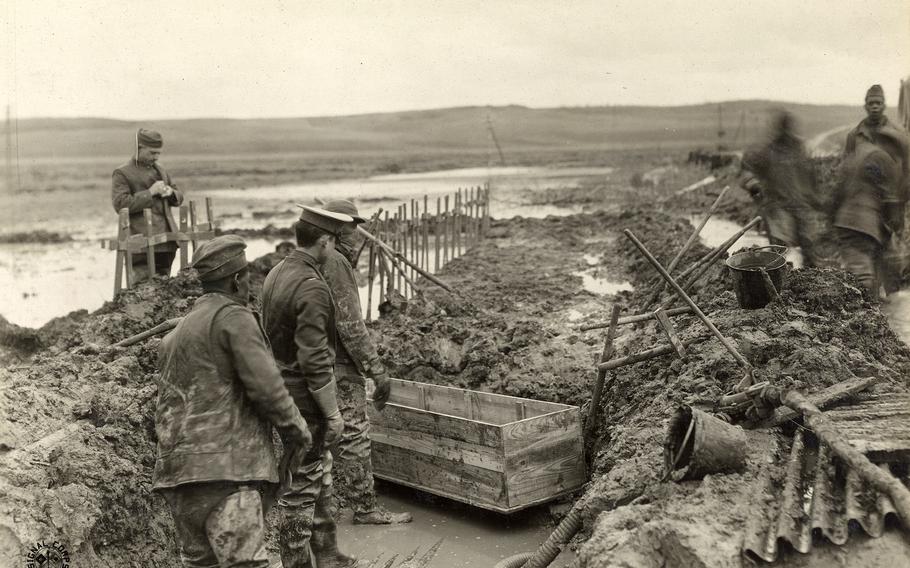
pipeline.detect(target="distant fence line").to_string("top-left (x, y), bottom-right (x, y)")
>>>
top-left (362, 183), bottom-right (491, 319)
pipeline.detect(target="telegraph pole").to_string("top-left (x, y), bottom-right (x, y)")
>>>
top-left (486, 112), bottom-right (506, 167)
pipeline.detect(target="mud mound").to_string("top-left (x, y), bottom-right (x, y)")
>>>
top-left (575, 255), bottom-right (910, 565)
top-left (0, 272), bottom-right (201, 565)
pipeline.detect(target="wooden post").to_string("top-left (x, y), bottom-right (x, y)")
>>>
top-left (378, 219), bottom-right (387, 307)
top-left (456, 188), bottom-right (463, 257)
top-left (423, 194), bottom-right (430, 271)
top-left (178, 205), bottom-right (189, 268)
top-left (205, 197), bottom-right (215, 229)
top-left (411, 199), bottom-right (418, 276)
top-left (366, 242), bottom-right (376, 322)
top-left (189, 201), bottom-right (199, 253)
top-left (435, 197), bottom-right (441, 272)
top-left (443, 195), bottom-right (450, 264)
top-left (114, 209), bottom-right (130, 294)
top-left (483, 183), bottom-right (491, 235)
top-left (394, 210), bottom-right (403, 293)
top-left (469, 186), bottom-right (476, 246)
top-left (144, 208), bottom-right (156, 276)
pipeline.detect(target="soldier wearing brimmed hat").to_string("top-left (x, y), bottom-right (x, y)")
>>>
top-left (111, 128), bottom-right (184, 282)
top-left (320, 199), bottom-right (412, 526)
top-left (153, 235), bottom-right (311, 568)
top-left (844, 85), bottom-right (910, 291)
top-left (260, 207), bottom-right (364, 568)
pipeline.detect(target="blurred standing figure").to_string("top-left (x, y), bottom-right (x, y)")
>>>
top-left (154, 236), bottom-right (311, 568)
top-left (844, 84), bottom-right (909, 291)
top-left (833, 146), bottom-right (903, 296)
top-left (740, 110), bottom-right (821, 266)
top-left (322, 200), bottom-right (411, 526)
top-left (111, 128), bottom-right (184, 282)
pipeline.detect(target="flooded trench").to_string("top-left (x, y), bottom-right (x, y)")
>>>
top-left (337, 484), bottom-right (574, 567)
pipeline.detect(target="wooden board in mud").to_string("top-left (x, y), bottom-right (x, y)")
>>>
top-left (368, 378), bottom-right (586, 513)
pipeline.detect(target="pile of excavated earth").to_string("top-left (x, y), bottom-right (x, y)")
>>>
top-left (1, 158), bottom-right (909, 567)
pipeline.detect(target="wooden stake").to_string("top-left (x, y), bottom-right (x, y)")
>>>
top-left (597, 336), bottom-right (709, 371)
top-left (586, 304), bottom-right (621, 433)
top-left (358, 227), bottom-right (458, 295)
top-left (655, 309), bottom-right (687, 358)
top-left (114, 209), bottom-right (129, 294)
top-left (366, 242), bottom-right (376, 322)
top-left (189, 201), bottom-right (199, 253)
top-left (579, 306), bottom-right (694, 331)
top-left (443, 195), bottom-right (450, 263)
top-left (205, 197), bottom-right (215, 229)
top-left (435, 197), bottom-right (441, 272)
top-left (423, 194), bottom-right (430, 271)
top-left (178, 205), bottom-right (189, 268)
top-left (144, 208), bottom-right (156, 276)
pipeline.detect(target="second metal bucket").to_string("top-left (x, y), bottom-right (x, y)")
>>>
top-left (725, 245), bottom-right (788, 309)
top-left (664, 406), bottom-right (747, 481)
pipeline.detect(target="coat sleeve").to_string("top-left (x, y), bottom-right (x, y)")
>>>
top-left (162, 167), bottom-right (184, 206)
top-left (322, 253), bottom-right (382, 374)
top-left (112, 169), bottom-right (155, 213)
top-left (218, 306), bottom-right (307, 431)
top-left (294, 280), bottom-right (336, 391)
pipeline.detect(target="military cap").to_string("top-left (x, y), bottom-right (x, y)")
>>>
top-left (865, 84), bottom-right (885, 102)
top-left (296, 205), bottom-right (355, 235)
top-left (324, 199), bottom-right (367, 224)
top-left (137, 128), bottom-right (164, 148)
top-left (192, 235), bottom-right (248, 282)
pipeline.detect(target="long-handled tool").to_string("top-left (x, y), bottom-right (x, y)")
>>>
top-left (625, 229), bottom-right (752, 370)
top-left (114, 317), bottom-right (182, 347)
top-left (358, 227), bottom-right (459, 296)
top-left (646, 185), bottom-right (730, 305)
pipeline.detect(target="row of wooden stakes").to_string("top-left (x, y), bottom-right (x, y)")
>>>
top-left (359, 184), bottom-right (491, 319)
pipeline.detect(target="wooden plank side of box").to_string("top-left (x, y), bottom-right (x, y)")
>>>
top-left (502, 408), bottom-right (586, 510)
top-left (370, 404), bottom-right (509, 511)
top-left (386, 378), bottom-right (567, 423)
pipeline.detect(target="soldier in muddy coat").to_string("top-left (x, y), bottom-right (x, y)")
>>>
top-left (843, 84), bottom-right (910, 291)
top-left (322, 200), bottom-right (412, 525)
top-left (261, 206), bottom-right (361, 568)
top-left (153, 235), bottom-right (311, 567)
top-left (833, 145), bottom-right (903, 295)
top-left (111, 128), bottom-right (184, 282)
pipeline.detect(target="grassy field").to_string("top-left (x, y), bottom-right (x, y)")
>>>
top-left (0, 100), bottom-right (875, 198)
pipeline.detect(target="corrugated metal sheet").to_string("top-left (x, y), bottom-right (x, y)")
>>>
top-left (742, 395), bottom-right (910, 563)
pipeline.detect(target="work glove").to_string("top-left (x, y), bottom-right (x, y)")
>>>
top-left (277, 421), bottom-right (312, 494)
top-left (148, 181), bottom-right (167, 196)
top-left (371, 369), bottom-right (392, 411)
top-left (310, 379), bottom-right (345, 447)
top-left (162, 185), bottom-right (175, 198)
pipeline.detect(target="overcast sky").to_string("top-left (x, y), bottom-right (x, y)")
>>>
top-left (1, 1), bottom-right (908, 120)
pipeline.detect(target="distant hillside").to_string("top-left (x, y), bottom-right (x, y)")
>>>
top-left (2, 101), bottom-right (873, 159)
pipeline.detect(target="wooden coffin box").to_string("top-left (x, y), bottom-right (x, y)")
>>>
top-left (367, 378), bottom-right (586, 513)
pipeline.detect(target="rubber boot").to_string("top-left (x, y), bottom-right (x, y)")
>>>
top-left (311, 490), bottom-right (361, 568)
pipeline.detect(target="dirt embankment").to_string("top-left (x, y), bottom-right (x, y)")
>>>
top-left (2, 156), bottom-right (908, 567)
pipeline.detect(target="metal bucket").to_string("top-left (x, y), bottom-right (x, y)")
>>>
top-left (664, 406), bottom-right (747, 481)
top-left (725, 245), bottom-right (788, 309)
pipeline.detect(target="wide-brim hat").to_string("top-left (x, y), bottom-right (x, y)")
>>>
top-left (296, 205), bottom-right (355, 236)
top-left (324, 199), bottom-right (366, 224)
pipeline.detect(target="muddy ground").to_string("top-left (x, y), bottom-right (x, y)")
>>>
top-left (2, 157), bottom-right (909, 567)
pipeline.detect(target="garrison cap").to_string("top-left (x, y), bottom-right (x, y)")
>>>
top-left (192, 235), bottom-right (248, 282)
top-left (324, 199), bottom-right (366, 224)
top-left (296, 205), bottom-right (354, 236)
top-left (865, 84), bottom-right (885, 102)
top-left (137, 128), bottom-right (164, 148)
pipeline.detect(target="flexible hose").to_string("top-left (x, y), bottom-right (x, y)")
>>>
top-left (494, 499), bottom-right (586, 568)
top-left (494, 552), bottom-right (533, 568)
top-left (523, 505), bottom-right (584, 568)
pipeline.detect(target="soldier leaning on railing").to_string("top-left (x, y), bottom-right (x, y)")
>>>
top-left (111, 128), bottom-right (184, 283)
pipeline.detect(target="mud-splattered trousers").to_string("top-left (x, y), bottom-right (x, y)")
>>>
top-left (160, 482), bottom-right (273, 568)
top-left (328, 362), bottom-right (378, 514)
